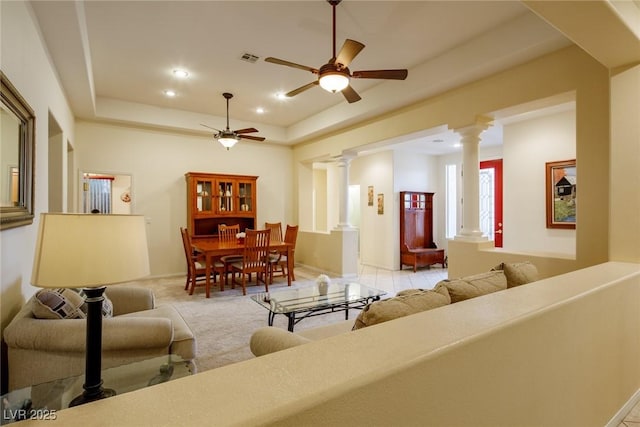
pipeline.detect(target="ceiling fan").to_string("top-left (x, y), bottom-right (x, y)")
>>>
top-left (201, 92), bottom-right (265, 150)
top-left (265, 0), bottom-right (408, 104)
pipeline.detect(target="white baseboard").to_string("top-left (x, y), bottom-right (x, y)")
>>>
top-left (606, 388), bottom-right (640, 427)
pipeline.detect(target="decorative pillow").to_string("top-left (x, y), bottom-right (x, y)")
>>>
top-left (493, 261), bottom-right (539, 288)
top-left (440, 270), bottom-right (507, 303)
top-left (353, 285), bottom-right (451, 330)
top-left (32, 288), bottom-right (113, 319)
top-left (32, 288), bottom-right (87, 319)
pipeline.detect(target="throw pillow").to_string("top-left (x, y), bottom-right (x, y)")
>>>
top-left (32, 288), bottom-right (114, 319)
top-left (32, 288), bottom-right (87, 319)
top-left (493, 261), bottom-right (539, 288)
top-left (353, 285), bottom-right (451, 330)
top-left (440, 270), bottom-right (507, 303)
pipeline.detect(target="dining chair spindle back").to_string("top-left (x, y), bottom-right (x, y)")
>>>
top-left (231, 229), bottom-right (271, 295)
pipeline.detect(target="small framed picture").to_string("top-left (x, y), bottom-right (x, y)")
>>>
top-left (368, 186), bottom-right (374, 206)
top-left (546, 159), bottom-right (576, 229)
top-left (377, 193), bottom-right (384, 215)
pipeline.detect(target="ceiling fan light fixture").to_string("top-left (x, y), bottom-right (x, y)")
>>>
top-left (319, 72), bottom-right (349, 93)
top-left (217, 136), bottom-right (238, 150)
top-left (172, 69), bottom-right (189, 78)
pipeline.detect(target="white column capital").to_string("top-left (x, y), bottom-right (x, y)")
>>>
top-left (333, 155), bottom-right (355, 167)
top-left (454, 116), bottom-right (493, 143)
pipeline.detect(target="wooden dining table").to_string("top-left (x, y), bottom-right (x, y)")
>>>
top-left (191, 238), bottom-right (294, 298)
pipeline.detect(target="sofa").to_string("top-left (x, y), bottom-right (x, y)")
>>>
top-left (250, 261), bottom-right (539, 356)
top-left (3, 286), bottom-right (197, 391)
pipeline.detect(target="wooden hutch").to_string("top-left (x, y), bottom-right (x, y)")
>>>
top-left (399, 191), bottom-right (446, 272)
top-left (185, 172), bottom-right (258, 239)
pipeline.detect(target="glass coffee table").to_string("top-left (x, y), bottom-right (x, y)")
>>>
top-left (251, 283), bottom-right (386, 332)
top-left (1, 355), bottom-right (192, 424)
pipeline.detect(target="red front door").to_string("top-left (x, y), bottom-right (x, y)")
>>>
top-left (480, 159), bottom-right (503, 247)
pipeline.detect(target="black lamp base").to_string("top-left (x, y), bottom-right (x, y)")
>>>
top-left (69, 386), bottom-right (116, 407)
top-left (69, 286), bottom-right (114, 407)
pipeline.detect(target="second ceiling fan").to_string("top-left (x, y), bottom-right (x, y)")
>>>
top-left (265, 0), bottom-right (408, 103)
top-left (202, 92), bottom-right (265, 150)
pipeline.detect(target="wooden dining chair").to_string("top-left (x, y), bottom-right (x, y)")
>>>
top-left (269, 224), bottom-right (299, 284)
top-left (218, 224), bottom-right (242, 287)
top-left (180, 227), bottom-right (223, 294)
top-left (265, 222), bottom-right (283, 244)
top-left (230, 229), bottom-right (271, 295)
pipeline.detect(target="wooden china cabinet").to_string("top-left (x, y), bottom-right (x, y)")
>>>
top-left (185, 172), bottom-right (258, 239)
top-left (399, 191), bottom-right (446, 271)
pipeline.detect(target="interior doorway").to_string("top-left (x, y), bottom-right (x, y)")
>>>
top-left (81, 172), bottom-right (132, 214)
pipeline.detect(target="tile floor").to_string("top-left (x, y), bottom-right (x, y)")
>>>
top-left (353, 263), bottom-right (448, 296)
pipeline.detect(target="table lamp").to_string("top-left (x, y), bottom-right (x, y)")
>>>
top-left (31, 213), bottom-right (150, 406)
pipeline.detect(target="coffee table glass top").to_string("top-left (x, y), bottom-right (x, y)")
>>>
top-left (1, 355), bottom-right (191, 424)
top-left (251, 283), bottom-right (386, 314)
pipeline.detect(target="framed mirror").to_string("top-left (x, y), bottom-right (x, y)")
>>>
top-left (1, 71), bottom-right (35, 230)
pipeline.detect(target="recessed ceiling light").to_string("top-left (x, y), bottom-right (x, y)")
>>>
top-left (164, 90), bottom-right (176, 97)
top-left (256, 107), bottom-right (264, 114)
top-left (275, 92), bottom-right (287, 100)
top-left (173, 69), bottom-right (189, 78)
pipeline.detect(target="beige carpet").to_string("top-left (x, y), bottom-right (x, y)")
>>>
top-left (126, 269), bottom-right (356, 372)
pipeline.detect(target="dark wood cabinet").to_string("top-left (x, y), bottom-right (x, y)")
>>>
top-left (399, 191), bottom-right (445, 272)
top-left (185, 172), bottom-right (258, 239)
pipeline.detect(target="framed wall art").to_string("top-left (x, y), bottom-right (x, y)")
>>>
top-left (377, 193), bottom-right (384, 215)
top-left (546, 159), bottom-right (576, 229)
top-left (368, 186), bottom-right (374, 206)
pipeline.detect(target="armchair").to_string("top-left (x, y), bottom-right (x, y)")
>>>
top-left (3, 286), bottom-right (196, 391)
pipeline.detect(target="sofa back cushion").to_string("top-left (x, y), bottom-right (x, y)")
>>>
top-left (493, 261), bottom-right (539, 288)
top-left (353, 285), bottom-right (451, 330)
top-left (439, 270), bottom-right (507, 303)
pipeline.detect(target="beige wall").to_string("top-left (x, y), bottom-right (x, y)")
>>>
top-left (610, 64), bottom-right (640, 263)
top-left (35, 262), bottom-right (640, 426)
top-left (349, 151), bottom-right (396, 269)
top-left (502, 108), bottom-right (576, 255)
top-left (74, 121), bottom-right (294, 276)
top-left (296, 229), bottom-right (358, 278)
top-left (1, 2), bottom-right (76, 328)
top-left (294, 45), bottom-right (609, 277)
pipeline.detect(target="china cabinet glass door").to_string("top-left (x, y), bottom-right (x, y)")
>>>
top-left (238, 182), bottom-right (253, 212)
top-left (217, 179), bottom-right (234, 213)
top-left (196, 180), bottom-right (213, 212)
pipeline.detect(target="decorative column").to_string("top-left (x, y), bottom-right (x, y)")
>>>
top-left (455, 117), bottom-right (492, 241)
top-left (335, 155), bottom-right (354, 229)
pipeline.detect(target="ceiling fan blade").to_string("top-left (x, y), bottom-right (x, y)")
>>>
top-left (341, 85), bottom-right (361, 104)
top-left (286, 81), bottom-right (319, 97)
top-left (335, 39), bottom-right (365, 68)
top-left (352, 69), bottom-right (408, 80)
top-left (265, 57), bottom-right (319, 74)
top-left (201, 123), bottom-right (221, 132)
top-left (238, 134), bottom-right (265, 142)
top-left (234, 127), bottom-right (259, 134)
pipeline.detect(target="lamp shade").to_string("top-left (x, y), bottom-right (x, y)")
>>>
top-left (31, 213), bottom-right (150, 288)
